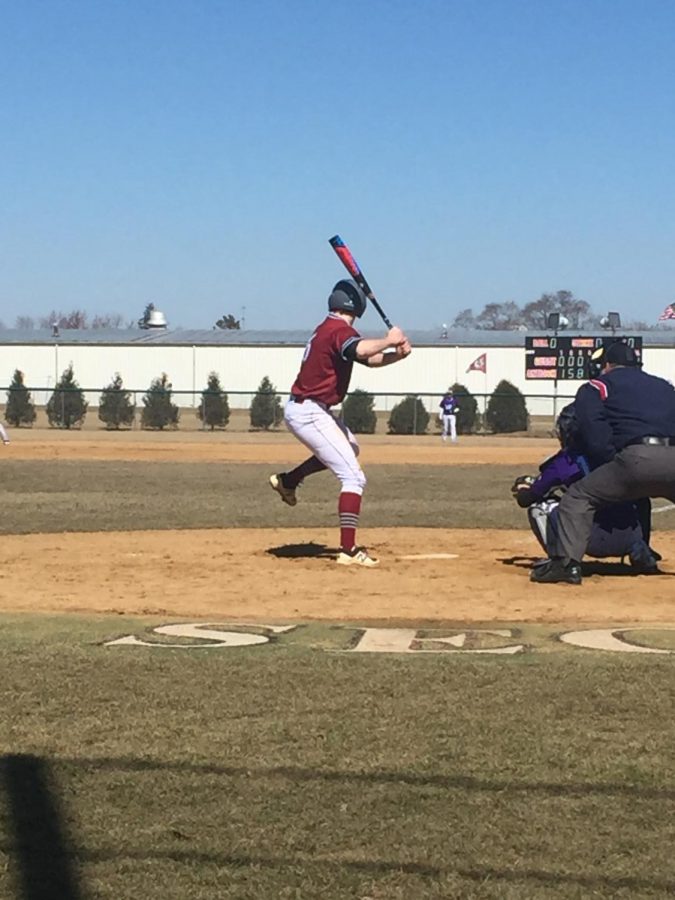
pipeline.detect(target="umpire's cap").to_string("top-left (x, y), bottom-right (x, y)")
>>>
top-left (605, 341), bottom-right (641, 367)
top-left (588, 340), bottom-right (641, 378)
top-left (328, 279), bottom-right (367, 318)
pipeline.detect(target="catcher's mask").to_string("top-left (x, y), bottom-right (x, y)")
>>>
top-left (556, 403), bottom-right (580, 449)
top-left (328, 279), bottom-right (367, 318)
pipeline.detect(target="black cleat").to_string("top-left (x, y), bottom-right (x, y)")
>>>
top-left (269, 473), bottom-right (297, 507)
top-left (628, 543), bottom-right (660, 574)
top-left (530, 559), bottom-right (582, 585)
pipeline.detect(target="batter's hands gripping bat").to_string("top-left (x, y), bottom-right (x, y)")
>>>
top-left (328, 235), bottom-right (394, 329)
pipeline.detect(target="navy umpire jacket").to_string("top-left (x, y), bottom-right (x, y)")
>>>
top-left (575, 367), bottom-right (675, 466)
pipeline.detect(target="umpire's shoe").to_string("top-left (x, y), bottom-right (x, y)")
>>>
top-left (269, 473), bottom-right (297, 507)
top-left (530, 558), bottom-right (582, 585)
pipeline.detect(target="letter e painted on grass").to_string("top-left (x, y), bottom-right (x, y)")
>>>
top-left (348, 628), bottom-right (523, 654)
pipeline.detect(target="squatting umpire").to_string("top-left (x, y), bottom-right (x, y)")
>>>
top-left (532, 340), bottom-right (675, 584)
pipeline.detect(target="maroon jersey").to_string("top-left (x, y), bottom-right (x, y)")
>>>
top-left (291, 314), bottom-right (361, 406)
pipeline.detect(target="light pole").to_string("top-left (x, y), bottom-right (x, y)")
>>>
top-left (600, 311), bottom-right (622, 335)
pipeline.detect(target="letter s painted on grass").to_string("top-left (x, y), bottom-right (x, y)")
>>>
top-left (105, 622), bottom-right (296, 649)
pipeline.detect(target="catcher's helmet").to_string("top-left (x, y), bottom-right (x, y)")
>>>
top-left (556, 403), bottom-right (580, 449)
top-left (328, 279), bottom-right (367, 318)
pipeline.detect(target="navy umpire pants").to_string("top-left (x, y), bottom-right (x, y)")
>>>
top-left (556, 444), bottom-right (675, 563)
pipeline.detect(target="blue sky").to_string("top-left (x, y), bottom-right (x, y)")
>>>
top-left (1, 0), bottom-right (675, 330)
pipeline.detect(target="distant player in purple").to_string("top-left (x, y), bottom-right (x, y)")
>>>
top-left (439, 391), bottom-right (459, 442)
top-left (512, 403), bottom-right (655, 567)
top-left (269, 279), bottom-right (411, 567)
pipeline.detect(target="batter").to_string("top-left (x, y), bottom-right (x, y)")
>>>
top-left (269, 279), bottom-right (411, 566)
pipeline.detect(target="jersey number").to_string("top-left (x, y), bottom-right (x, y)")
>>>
top-left (302, 334), bottom-right (316, 363)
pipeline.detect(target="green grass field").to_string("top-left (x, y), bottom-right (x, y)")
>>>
top-left (1, 615), bottom-right (674, 900)
top-left (0, 458), bottom-right (674, 898)
top-left (1, 459), bottom-right (674, 534)
top-left (0, 459), bottom-right (533, 533)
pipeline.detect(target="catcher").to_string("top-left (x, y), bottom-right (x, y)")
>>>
top-left (511, 404), bottom-right (658, 571)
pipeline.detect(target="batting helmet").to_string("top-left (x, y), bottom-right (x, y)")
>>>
top-left (328, 279), bottom-right (367, 318)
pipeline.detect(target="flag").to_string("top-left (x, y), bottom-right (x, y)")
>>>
top-left (466, 352), bottom-right (487, 374)
top-left (658, 303), bottom-right (675, 321)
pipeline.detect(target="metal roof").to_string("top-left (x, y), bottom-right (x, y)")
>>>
top-left (0, 327), bottom-right (673, 347)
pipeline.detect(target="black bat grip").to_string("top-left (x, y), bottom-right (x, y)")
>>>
top-left (368, 297), bottom-right (393, 329)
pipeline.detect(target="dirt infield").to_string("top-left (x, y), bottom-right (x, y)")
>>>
top-left (3, 429), bottom-right (558, 466)
top-left (1, 526), bottom-right (673, 625)
top-left (1, 430), bottom-right (673, 626)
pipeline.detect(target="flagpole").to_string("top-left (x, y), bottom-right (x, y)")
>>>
top-left (465, 353), bottom-right (488, 432)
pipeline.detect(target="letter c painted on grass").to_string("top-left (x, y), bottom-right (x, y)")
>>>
top-left (559, 628), bottom-right (675, 654)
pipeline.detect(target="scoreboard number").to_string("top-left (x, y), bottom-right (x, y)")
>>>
top-left (525, 336), bottom-right (642, 381)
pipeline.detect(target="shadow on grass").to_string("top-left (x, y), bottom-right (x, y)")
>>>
top-left (31, 848), bottom-right (672, 893)
top-left (1, 754), bottom-right (85, 900)
top-left (57, 753), bottom-right (675, 800)
top-left (64, 849), bottom-right (675, 893)
top-left (266, 542), bottom-right (336, 560)
top-left (2, 754), bottom-right (674, 895)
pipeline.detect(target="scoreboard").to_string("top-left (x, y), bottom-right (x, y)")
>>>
top-left (525, 335), bottom-right (642, 381)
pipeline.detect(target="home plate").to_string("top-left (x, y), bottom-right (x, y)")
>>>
top-left (398, 553), bottom-right (459, 560)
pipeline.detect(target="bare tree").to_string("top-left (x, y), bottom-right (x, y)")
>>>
top-left (475, 301), bottom-right (523, 330)
top-left (452, 308), bottom-right (477, 329)
top-left (91, 313), bottom-right (125, 329)
top-left (39, 311), bottom-right (63, 329)
top-left (15, 316), bottom-right (35, 330)
top-left (39, 309), bottom-right (88, 329)
top-left (214, 313), bottom-right (241, 330)
top-left (521, 291), bottom-right (593, 329)
top-left (63, 309), bottom-right (88, 329)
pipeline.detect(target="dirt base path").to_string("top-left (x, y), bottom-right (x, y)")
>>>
top-left (3, 430), bottom-right (559, 466)
top-left (0, 528), bottom-right (672, 625)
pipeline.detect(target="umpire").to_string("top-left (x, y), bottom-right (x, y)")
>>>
top-left (532, 340), bottom-right (675, 584)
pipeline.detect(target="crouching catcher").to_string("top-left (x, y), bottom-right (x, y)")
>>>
top-left (511, 404), bottom-right (656, 573)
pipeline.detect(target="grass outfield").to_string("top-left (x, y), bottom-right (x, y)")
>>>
top-left (1, 459), bottom-right (674, 534)
top-left (1, 451), bottom-right (673, 898)
top-left (0, 460), bottom-right (529, 533)
top-left (0, 615), bottom-right (674, 899)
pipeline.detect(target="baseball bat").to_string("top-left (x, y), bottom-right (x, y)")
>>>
top-left (328, 235), bottom-right (394, 329)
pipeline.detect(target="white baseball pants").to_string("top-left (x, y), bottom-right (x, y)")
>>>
top-left (284, 399), bottom-right (366, 495)
top-left (442, 414), bottom-right (457, 441)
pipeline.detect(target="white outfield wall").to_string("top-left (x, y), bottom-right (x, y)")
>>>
top-left (0, 340), bottom-right (673, 416)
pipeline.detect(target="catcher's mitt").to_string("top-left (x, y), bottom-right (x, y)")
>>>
top-left (510, 475), bottom-right (535, 495)
top-left (511, 475), bottom-right (536, 508)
